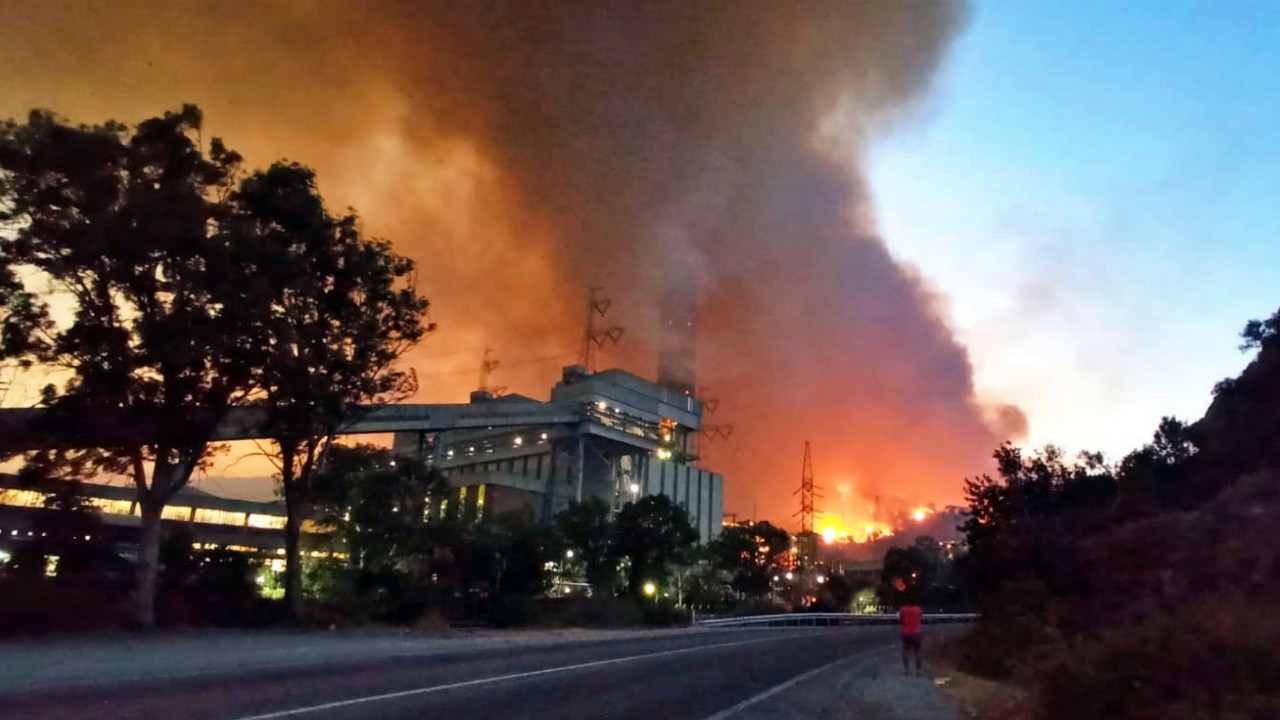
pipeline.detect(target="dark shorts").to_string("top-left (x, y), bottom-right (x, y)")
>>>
top-left (902, 634), bottom-right (922, 650)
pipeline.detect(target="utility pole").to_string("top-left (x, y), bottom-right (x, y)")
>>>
top-left (579, 286), bottom-right (624, 372)
top-left (793, 441), bottom-right (822, 534)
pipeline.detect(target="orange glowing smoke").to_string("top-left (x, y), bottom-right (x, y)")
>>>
top-left (0, 2), bottom-right (1025, 524)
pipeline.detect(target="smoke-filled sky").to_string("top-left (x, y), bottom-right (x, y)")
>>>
top-left (4, 1), bottom-right (1277, 529)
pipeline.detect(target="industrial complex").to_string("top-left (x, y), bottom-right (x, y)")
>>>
top-left (394, 365), bottom-right (724, 542)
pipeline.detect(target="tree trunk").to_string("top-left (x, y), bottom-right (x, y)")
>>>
top-left (284, 508), bottom-right (304, 621)
top-left (279, 443), bottom-right (307, 622)
top-left (133, 500), bottom-right (163, 629)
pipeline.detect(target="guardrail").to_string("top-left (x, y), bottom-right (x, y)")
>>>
top-left (694, 612), bottom-right (979, 628)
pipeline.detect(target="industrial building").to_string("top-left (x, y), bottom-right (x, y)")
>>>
top-left (393, 365), bottom-right (725, 542)
top-left (0, 364), bottom-right (726, 545)
top-left (0, 474), bottom-right (337, 567)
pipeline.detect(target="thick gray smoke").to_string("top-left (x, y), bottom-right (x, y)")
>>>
top-left (0, 1), bottom-right (1022, 523)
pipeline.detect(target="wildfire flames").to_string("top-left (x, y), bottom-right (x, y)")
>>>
top-left (0, 1), bottom-right (1024, 527)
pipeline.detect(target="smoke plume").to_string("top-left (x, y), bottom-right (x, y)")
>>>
top-left (0, 1), bottom-right (1023, 524)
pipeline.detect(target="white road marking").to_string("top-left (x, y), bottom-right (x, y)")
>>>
top-left (699, 644), bottom-right (892, 720)
top-left (229, 633), bottom-right (828, 720)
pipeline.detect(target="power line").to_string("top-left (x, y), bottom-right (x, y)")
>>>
top-left (416, 350), bottom-right (576, 378)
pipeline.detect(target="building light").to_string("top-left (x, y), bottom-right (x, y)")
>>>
top-left (629, 483), bottom-right (641, 494)
top-left (565, 549), bottom-right (575, 559)
top-left (514, 436), bottom-right (523, 446)
top-left (785, 572), bottom-right (794, 581)
top-left (248, 514), bottom-right (287, 530)
top-left (389, 460), bottom-right (397, 467)
top-left (540, 432), bottom-right (548, 441)
top-left (44, 555), bottom-right (59, 578)
top-left (447, 449), bottom-right (455, 457)
top-left (194, 508), bottom-right (247, 526)
top-left (597, 401), bottom-right (607, 410)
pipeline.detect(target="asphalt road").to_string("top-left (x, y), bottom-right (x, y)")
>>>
top-left (1, 627), bottom-right (899, 720)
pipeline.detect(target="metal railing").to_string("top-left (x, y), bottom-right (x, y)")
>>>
top-left (695, 612), bottom-right (978, 628)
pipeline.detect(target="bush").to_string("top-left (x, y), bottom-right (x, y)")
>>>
top-left (957, 613), bottom-right (1057, 681)
top-left (0, 579), bottom-right (127, 635)
top-left (1034, 599), bottom-right (1280, 720)
top-left (532, 596), bottom-right (644, 628)
top-left (488, 594), bottom-right (536, 628)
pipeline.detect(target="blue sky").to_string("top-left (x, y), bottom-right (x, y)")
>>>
top-left (868, 0), bottom-right (1280, 458)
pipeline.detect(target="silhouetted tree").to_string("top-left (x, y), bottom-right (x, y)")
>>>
top-left (1196, 305), bottom-right (1280, 485)
top-left (223, 163), bottom-right (431, 620)
top-left (962, 444), bottom-right (1116, 603)
top-left (709, 520), bottom-right (790, 598)
top-left (0, 106), bottom-right (257, 627)
top-left (1239, 306), bottom-right (1280, 352)
top-left (881, 537), bottom-right (942, 605)
top-left (1117, 416), bottom-right (1197, 510)
top-left (612, 495), bottom-right (698, 596)
top-left (554, 498), bottom-right (616, 592)
top-left (311, 445), bottom-right (446, 578)
top-left (0, 245), bottom-right (49, 371)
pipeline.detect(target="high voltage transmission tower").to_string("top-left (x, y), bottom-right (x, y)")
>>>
top-left (477, 348), bottom-right (505, 396)
top-left (793, 441), bottom-right (822, 534)
top-left (693, 385), bottom-right (732, 457)
top-left (578, 286), bottom-right (624, 371)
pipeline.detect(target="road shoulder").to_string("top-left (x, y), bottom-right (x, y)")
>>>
top-left (716, 645), bottom-right (963, 720)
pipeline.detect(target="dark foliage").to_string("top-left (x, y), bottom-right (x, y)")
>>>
top-left (958, 305), bottom-right (1280, 718)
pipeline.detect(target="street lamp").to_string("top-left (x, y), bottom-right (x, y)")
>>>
top-left (643, 581), bottom-right (657, 604)
top-left (565, 549), bottom-right (575, 559)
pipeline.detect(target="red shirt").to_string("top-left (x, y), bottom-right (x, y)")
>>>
top-left (899, 605), bottom-right (923, 636)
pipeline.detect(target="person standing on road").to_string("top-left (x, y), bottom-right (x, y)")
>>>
top-left (899, 602), bottom-right (923, 675)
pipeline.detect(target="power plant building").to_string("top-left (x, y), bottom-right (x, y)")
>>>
top-left (393, 366), bottom-right (725, 542)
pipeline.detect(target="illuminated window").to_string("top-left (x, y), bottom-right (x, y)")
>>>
top-left (87, 498), bottom-right (134, 516)
top-left (247, 514), bottom-right (286, 530)
top-left (161, 506), bottom-right (193, 521)
top-left (194, 508), bottom-right (247, 526)
top-left (0, 489), bottom-right (48, 508)
top-left (476, 484), bottom-right (486, 520)
top-left (301, 519), bottom-right (334, 534)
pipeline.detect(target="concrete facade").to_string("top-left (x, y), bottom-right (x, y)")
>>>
top-left (393, 366), bottom-right (725, 543)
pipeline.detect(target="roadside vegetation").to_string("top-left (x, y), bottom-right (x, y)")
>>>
top-left (954, 306), bottom-right (1280, 719)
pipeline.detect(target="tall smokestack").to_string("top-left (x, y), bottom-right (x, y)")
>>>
top-left (658, 279), bottom-right (697, 396)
